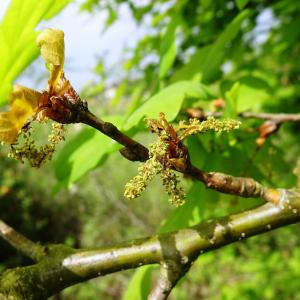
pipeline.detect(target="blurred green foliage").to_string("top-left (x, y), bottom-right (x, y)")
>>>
top-left (1, 0), bottom-right (300, 299)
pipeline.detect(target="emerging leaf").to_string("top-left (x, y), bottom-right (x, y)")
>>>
top-left (0, 85), bottom-right (41, 144)
top-left (36, 28), bottom-right (65, 90)
top-left (0, 113), bottom-right (18, 144)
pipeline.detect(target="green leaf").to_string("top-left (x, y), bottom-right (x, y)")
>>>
top-left (171, 46), bottom-right (211, 83)
top-left (235, 0), bottom-right (249, 10)
top-left (237, 76), bottom-right (271, 111)
top-left (222, 75), bottom-right (271, 114)
top-left (104, 6), bottom-right (118, 30)
top-left (160, 182), bottom-right (207, 233)
top-left (55, 115), bottom-right (123, 186)
top-left (111, 80), bottom-right (127, 106)
top-left (122, 266), bottom-right (154, 300)
top-left (224, 82), bottom-right (240, 118)
top-left (123, 81), bottom-right (212, 130)
top-left (187, 135), bottom-right (208, 170)
top-left (159, 19), bottom-right (177, 79)
top-left (126, 83), bottom-right (145, 117)
top-left (0, 0), bottom-right (71, 105)
top-left (171, 10), bottom-right (251, 83)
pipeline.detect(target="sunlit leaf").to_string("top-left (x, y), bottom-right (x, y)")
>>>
top-left (171, 10), bottom-right (251, 83)
top-left (159, 19), bottom-right (178, 79)
top-left (36, 29), bottom-right (65, 66)
top-left (235, 0), bottom-right (249, 10)
top-left (160, 182), bottom-right (207, 233)
top-left (222, 76), bottom-right (271, 114)
top-left (36, 28), bottom-right (65, 87)
top-left (0, 85), bottom-right (41, 144)
top-left (122, 266), bottom-right (154, 300)
top-left (0, 112), bottom-right (18, 144)
top-left (224, 82), bottom-right (240, 118)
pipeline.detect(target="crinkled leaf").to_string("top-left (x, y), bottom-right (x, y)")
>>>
top-left (0, 85), bottom-right (41, 144)
top-left (0, 112), bottom-right (19, 144)
top-left (36, 28), bottom-right (65, 66)
top-left (10, 85), bottom-right (40, 111)
top-left (36, 28), bottom-right (65, 87)
top-left (124, 81), bottom-right (212, 130)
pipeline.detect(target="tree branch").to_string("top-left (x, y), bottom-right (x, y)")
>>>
top-left (79, 110), bottom-right (149, 161)
top-left (1, 189), bottom-right (300, 299)
top-left (186, 108), bottom-right (300, 124)
top-left (187, 166), bottom-right (281, 203)
top-left (239, 111), bottom-right (300, 123)
top-left (78, 109), bottom-right (281, 203)
top-left (148, 261), bottom-right (190, 300)
top-left (0, 219), bottom-right (44, 262)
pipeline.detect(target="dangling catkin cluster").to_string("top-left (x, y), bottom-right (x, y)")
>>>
top-left (160, 166), bottom-right (186, 206)
top-left (124, 136), bottom-right (186, 206)
top-left (8, 123), bottom-right (65, 168)
top-left (124, 114), bottom-right (240, 207)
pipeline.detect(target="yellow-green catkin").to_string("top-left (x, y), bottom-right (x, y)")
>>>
top-left (124, 142), bottom-right (163, 199)
top-left (178, 117), bottom-right (241, 140)
top-left (161, 167), bottom-right (185, 206)
top-left (124, 137), bottom-right (186, 206)
top-left (8, 123), bottom-right (65, 168)
top-left (124, 116), bottom-right (240, 206)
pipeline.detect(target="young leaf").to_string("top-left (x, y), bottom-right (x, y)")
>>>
top-left (36, 28), bottom-right (65, 88)
top-left (159, 19), bottom-right (178, 80)
top-left (224, 81), bottom-right (240, 118)
top-left (160, 182), bottom-right (207, 233)
top-left (122, 266), bottom-right (154, 300)
top-left (235, 0), bottom-right (249, 10)
top-left (171, 10), bottom-right (251, 83)
top-left (0, 85), bottom-right (41, 144)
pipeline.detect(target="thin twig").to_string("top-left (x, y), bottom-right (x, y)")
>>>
top-left (79, 110), bottom-right (149, 161)
top-left (79, 109), bottom-right (282, 203)
top-left (239, 111), bottom-right (300, 123)
top-left (187, 166), bottom-right (281, 204)
top-left (185, 108), bottom-right (300, 123)
top-left (0, 219), bottom-right (43, 261)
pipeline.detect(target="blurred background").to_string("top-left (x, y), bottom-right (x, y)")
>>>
top-left (1, 0), bottom-right (300, 299)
